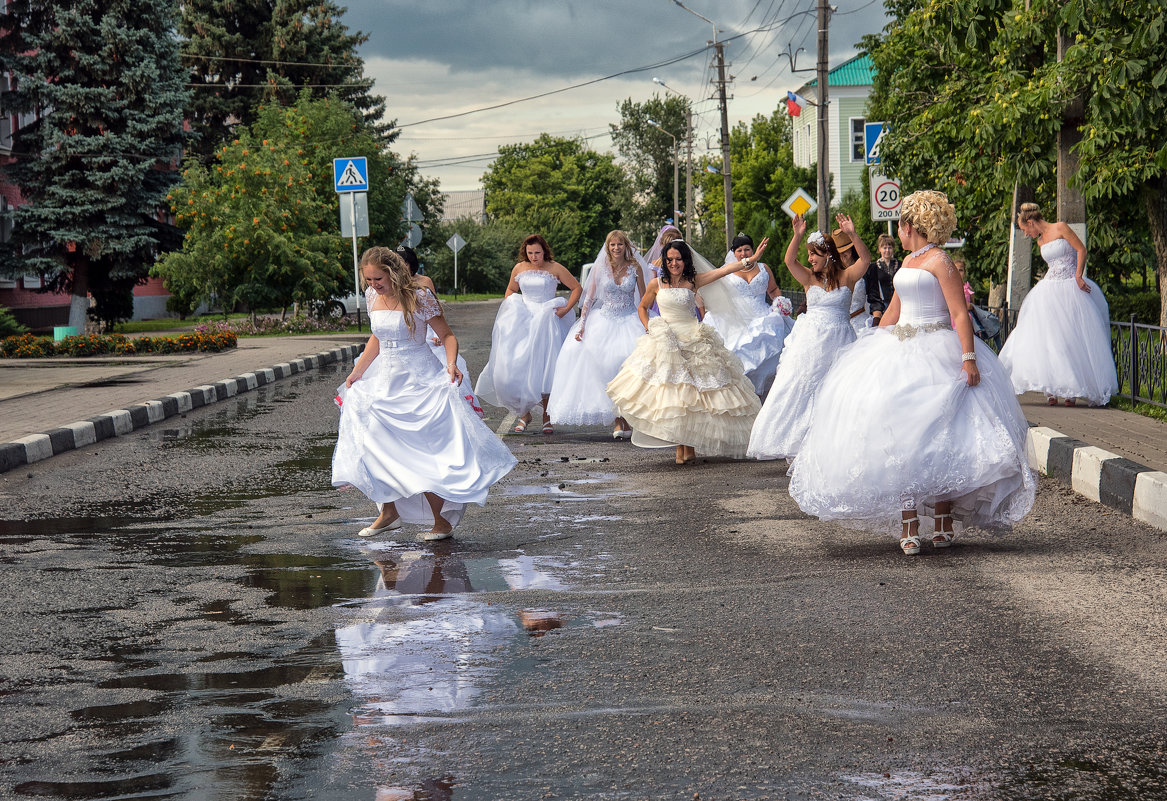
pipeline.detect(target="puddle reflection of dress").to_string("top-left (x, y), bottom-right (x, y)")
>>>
top-left (998, 237), bottom-right (1118, 405)
top-left (606, 287), bottom-right (760, 456)
top-left (476, 270), bottom-right (573, 416)
top-left (789, 267), bottom-right (1035, 535)
top-left (747, 284), bottom-right (856, 460)
top-left (332, 291), bottom-right (517, 529)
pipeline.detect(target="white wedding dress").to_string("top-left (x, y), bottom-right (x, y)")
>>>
top-left (788, 267), bottom-right (1035, 535)
top-left (747, 284), bottom-right (856, 460)
top-left (998, 237), bottom-right (1117, 405)
top-left (548, 265), bottom-right (643, 426)
top-left (849, 276), bottom-right (873, 335)
top-left (703, 267), bottom-right (794, 396)
top-left (332, 291), bottom-right (517, 529)
top-left (476, 270), bottom-right (573, 416)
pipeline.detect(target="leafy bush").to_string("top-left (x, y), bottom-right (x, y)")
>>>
top-left (0, 330), bottom-right (237, 358)
top-left (0, 306), bottom-right (28, 337)
top-left (1108, 291), bottom-right (1161, 325)
top-left (195, 315), bottom-right (349, 336)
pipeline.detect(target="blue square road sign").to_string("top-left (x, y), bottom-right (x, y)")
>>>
top-left (333, 157), bottom-right (369, 193)
top-left (864, 122), bottom-right (886, 166)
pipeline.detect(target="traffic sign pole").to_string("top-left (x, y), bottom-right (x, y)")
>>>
top-left (350, 192), bottom-right (361, 332)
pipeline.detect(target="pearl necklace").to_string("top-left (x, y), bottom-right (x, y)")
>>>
top-left (909, 243), bottom-right (937, 259)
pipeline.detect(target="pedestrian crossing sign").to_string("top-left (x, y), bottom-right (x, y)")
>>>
top-left (333, 157), bottom-right (369, 193)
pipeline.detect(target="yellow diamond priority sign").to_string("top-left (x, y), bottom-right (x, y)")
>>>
top-left (781, 188), bottom-right (817, 220)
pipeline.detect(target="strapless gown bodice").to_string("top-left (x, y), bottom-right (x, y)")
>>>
top-left (516, 270), bottom-right (561, 303)
top-left (894, 268), bottom-right (950, 326)
top-left (1040, 238), bottom-right (1078, 280)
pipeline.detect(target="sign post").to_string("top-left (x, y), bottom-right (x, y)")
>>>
top-left (334, 157), bottom-right (369, 329)
top-left (446, 233), bottom-right (466, 292)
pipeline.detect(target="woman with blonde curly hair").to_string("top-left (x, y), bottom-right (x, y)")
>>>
top-left (332, 247), bottom-right (517, 541)
top-left (788, 190), bottom-right (1034, 556)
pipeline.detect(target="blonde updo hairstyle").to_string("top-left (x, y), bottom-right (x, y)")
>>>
top-left (1017, 202), bottom-right (1044, 226)
top-left (900, 190), bottom-right (957, 246)
top-left (360, 246), bottom-right (425, 333)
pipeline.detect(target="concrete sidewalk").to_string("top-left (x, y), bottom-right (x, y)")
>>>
top-left (1, 321), bottom-right (1165, 530)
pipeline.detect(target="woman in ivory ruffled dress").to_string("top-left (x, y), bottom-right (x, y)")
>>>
top-left (746, 213), bottom-right (871, 460)
top-left (332, 247), bottom-right (517, 541)
top-left (788, 191), bottom-right (1035, 555)
top-left (606, 238), bottom-right (766, 465)
top-left (547, 230), bottom-right (651, 437)
top-left (703, 232), bottom-right (794, 396)
top-left (475, 234), bottom-right (581, 434)
top-left (998, 202), bottom-right (1117, 406)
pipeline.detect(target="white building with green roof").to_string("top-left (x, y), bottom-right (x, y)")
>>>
top-left (791, 53), bottom-right (875, 209)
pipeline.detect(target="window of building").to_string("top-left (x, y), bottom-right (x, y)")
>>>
top-left (850, 117), bottom-right (866, 162)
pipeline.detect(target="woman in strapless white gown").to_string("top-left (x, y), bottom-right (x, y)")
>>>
top-left (788, 191), bottom-right (1035, 555)
top-left (332, 247), bottom-right (517, 541)
top-left (547, 230), bottom-right (651, 436)
top-left (607, 239), bottom-right (765, 464)
top-left (476, 234), bottom-right (581, 433)
top-left (704, 232), bottom-right (794, 396)
top-left (998, 202), bottom-right (1117, 406)
top-left (747, 213), bottom-right (872, 460)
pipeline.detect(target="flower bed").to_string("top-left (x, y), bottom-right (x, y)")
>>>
top-left (0, 330), bottom-right (238, 359)
top-left (195, 315), bottom-right (350, 336)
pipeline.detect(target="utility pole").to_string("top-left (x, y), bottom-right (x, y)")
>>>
top-left (714, 41), bottom-right (734, 251)
top-left (684, 103), bottom-right (694, 241)
top-left (1057, 24), bottom-right (1087, 248)
top-left (815, 0), bottom-right (831, 232)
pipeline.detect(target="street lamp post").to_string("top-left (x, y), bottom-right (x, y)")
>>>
top-left (648, 119), bottom-right (680, 233)
top-left (652, 77), bottom-right (694, 241)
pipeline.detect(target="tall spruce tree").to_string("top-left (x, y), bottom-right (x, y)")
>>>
top-left (181, 0), bottom-right (391, 160)
top-left (0, 0), bottom-right (189, 329)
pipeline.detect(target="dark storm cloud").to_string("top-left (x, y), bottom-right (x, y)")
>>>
top-left (343, 0), bottom-right (886, 82)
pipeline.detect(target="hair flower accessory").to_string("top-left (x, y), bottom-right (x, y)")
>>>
top-left (807, 231), bottom-right (827, 248)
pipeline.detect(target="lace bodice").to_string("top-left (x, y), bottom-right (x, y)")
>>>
top-left (801, 284), bottom-right (853, 323)
top-left (726, 270), bottom-right (771, 317)
top-left (516, 269), bottom-right (561, 302)
top-left (1040, 238), bottom-right (1078, 281)
top-left (656, 287), bottom-right (699, 326)
top-left (588, 268), bottom-right (640, 317)
top-left (893, 268), bottom-right (949, 326)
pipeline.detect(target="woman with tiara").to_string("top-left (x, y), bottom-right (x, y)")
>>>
top-left (998, 202), bottom-right (1118, 406)
top-left (476, 234), bottom-right (581, 434)
top-left (747, 213), bottom-right (870, 460)
top-left (547, 230), bottom-right (652, 438)
top-left (607, 238), bottom-right (766, 465)
top-left (788, 191), bottom-right (1034, 556)
top-left (704, 232), bottom-right (794, 396)
top-left (332, 247), bottom-right (517, 541)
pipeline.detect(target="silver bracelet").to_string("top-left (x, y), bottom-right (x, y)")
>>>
top-left (961, 352), bottom-right (977, 362)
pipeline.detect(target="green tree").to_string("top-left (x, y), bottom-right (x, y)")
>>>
top-left (611, 95), bottom-right (692, 244)
top-left (482, 134), bottom-right (625, 272)
top-left (864, 0), bottom-right (1163, 318)
top-left (422, 218), bottom-right (527, 294)
top-left (0, 0), bottom-right (188, 330)
top-left (154, 94), bottom-right (435, 315)
top-left (180, 0), bottom-right (388, 160)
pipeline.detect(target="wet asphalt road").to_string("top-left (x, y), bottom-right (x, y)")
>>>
top-left (1, 301), bottom-right (1166, 801)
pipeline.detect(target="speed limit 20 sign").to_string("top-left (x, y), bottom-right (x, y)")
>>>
top-left (869, 170), bottom-right (901, 221)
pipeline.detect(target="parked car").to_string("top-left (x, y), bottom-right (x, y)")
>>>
top-left (314, 291), bottom-right (367, 320)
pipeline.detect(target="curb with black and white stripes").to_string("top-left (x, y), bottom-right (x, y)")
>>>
top-left (1028, 426), bottom-right (1167, 533)
top-left (0, 343), bottom-right (363, 475)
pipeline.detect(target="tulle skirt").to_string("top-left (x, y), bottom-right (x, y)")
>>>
top-left (713, 312), bottom-right (795, 396)
top-left (998, 275), bottom-right (1117, 405)
top-left (787, 327), bottom-right (1035, 536)
top-left (427, 326), bottom-right (483, 418)
top-left (332, 348), bottom-right (517, 529)
top-left (547, 308), bottom-right (644, 426)
top-left (606, 318), bottom-right (761, 456)
top-left (476, 294), bottom-right (572, 416)
top-left (747, 310), bottom-right (857, 460)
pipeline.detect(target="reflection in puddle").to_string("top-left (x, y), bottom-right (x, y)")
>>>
top-left (375, 777), bottom-right (456, 801)
top-left (843, 768), bottom-right (996, 800)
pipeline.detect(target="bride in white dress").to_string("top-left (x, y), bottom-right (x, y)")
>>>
top-left (547, 230), bottom-right (651, 436)
top-left (747, 213), bottom-right (871, 460)
top-left (788, 191), bottom-right (1035, 555)
top-left (998, 202), bottom-right (1118, 406)
top-left (475, 234), bottom-right (581, 433)
top-left (704, 232), bottom-right (794, 396)
top-left (332, 247), bottom-right (517, 541)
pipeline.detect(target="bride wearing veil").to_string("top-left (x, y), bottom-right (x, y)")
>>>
top-left (547, 230), bottom-right (653, 437)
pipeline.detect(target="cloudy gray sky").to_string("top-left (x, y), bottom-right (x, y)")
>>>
top-left (343, 0), bottom-right (890, 190)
